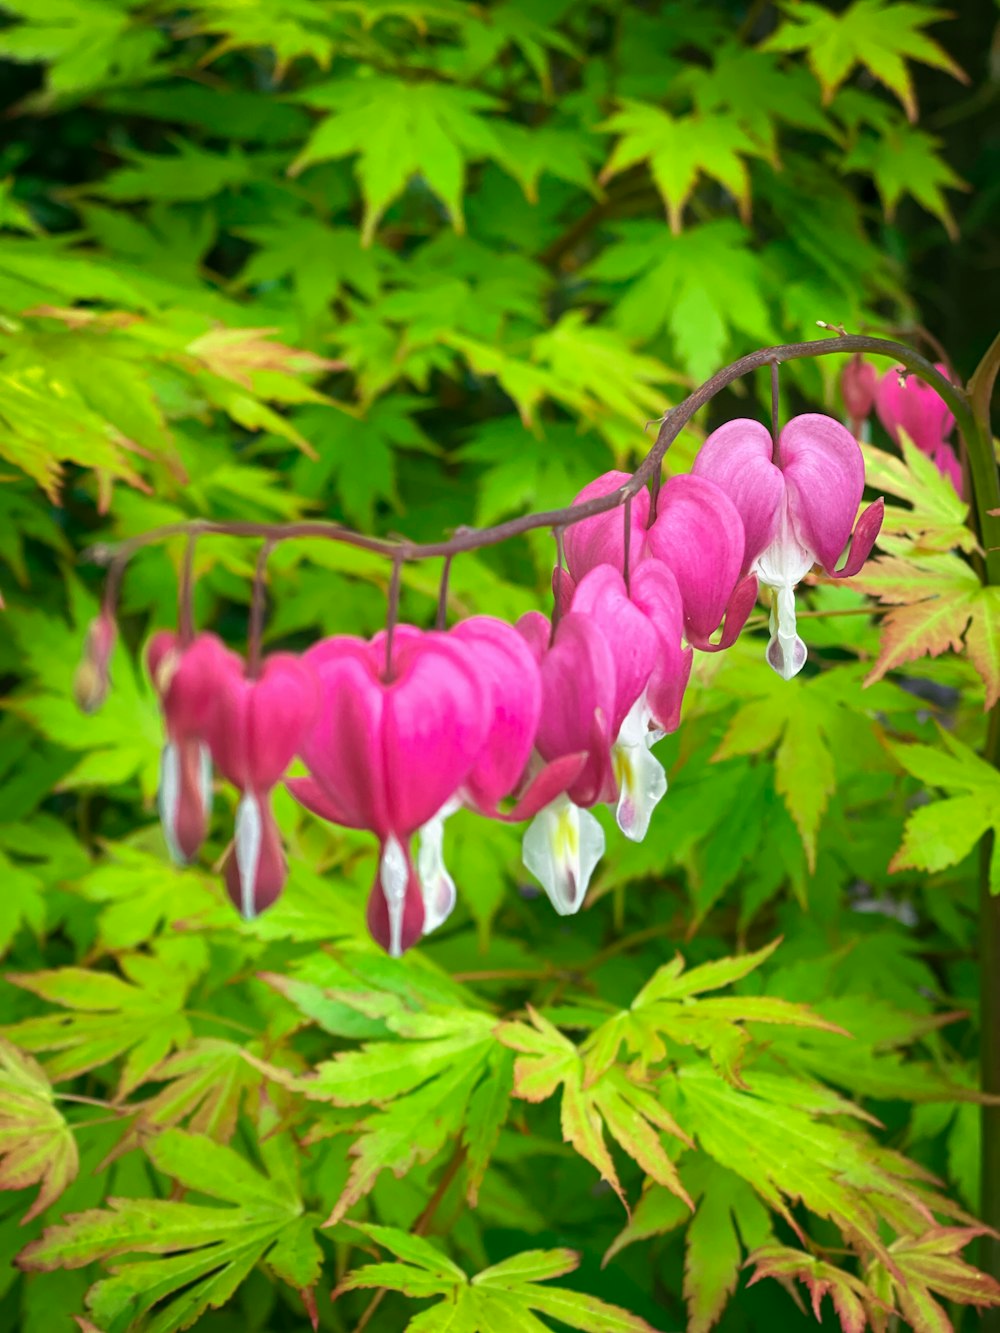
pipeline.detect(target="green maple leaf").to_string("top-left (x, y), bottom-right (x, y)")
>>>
top-left (183, 0), bottom-right (343, 72)
top-left (85, 138), bottom-right (254, 204)
top-left (17, 1125), bottom-right (323, 1333)
top-left (265, 990), bottom-right (506, 1219)
top-left (843, 123), bottom-right (967, 237)
top-left (764, 0), bottom-right (966, 122)
top-left (866, 1227), bottom-right (1000, 1332)
top-left (888, 729), bottom-right (1000, 893)
top-left (861, 435), bottom-right (977, 556)
top-left (498, 1006), bottom-right (696, 1212)
top-left (122, 1038), bottom-right (263, 1150)
top-left (587, 220), bottom-right (776, 381)
top-left (4, 936), bottom-right (205, 1096)
top-left (290, 77), bottom-right (514, 243)
top-left (0, 1038), bottom-right (78, 1224)
top-left (853, 551), bottom-right (999, 706)
top-left (236, 217), bottom-right (389, 324)
top-left (599, 101), bottom-right (762, 232)
top-left (337, 1227), bottom-right (664, 1332)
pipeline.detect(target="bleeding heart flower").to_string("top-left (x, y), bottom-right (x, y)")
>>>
top-left (645, 474), bottom-right (757, 651)
top-left (288, 630), bottom-right (488, 955)
top-left (207, 651), bottom-right (318, 921)
top-left (563, 471), bottom-right (651, 585)
top-left (147, 631), bottom-right (236, 868)
top-left (875, 362), bottom-right (955, 456)
top-left (874, 363), bottom-right (963, 497)
top-left (692, 413), bottom-right (884, 680)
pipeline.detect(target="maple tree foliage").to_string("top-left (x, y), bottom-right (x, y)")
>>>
top-left (0, 2), bottom-right (998, 1332)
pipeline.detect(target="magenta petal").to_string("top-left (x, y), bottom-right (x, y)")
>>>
top-left (933, 442), bottom-right (964, 496)
top-left (570, 565), bottom-right (657, 736)
top-left (830, 498), bottom-right (884, 580)
top-left (285, 775), bottom-right (354, 827)
top-left (517, 611), bottom-right (551, 664)
top-left (503, 753), bottom-right (589, 821)
top-left (646, 474), bottom-right (746, 643)
top-left (451, 616), bottom-right (541, 809)
top-left (781, 414), bottom-right (865, 573)
top-left (173, 737), bottom-right (212, 861)
top-left (875, 362), bottom-right (955, 455)
top-left (841, 356), bottom-right (878, 423)
top-left (300, 650), bottom-right (391, 836)
top-left (382, 639), bottom-right (488, 834)
top-left (563, 471), bottom-right (650, 582)
top-left (629, 561), bottom-right (691, 732)
top-left (692, 573), bottom-right (759, 652)
top-left (692, 419), bottom-right (784, 571)
top-left (535, 612), bottom-right (617, 807)
top-left (209, 653), bottom-right (317, 794)
top-left (160, 633), bottom-right (239, 744)
top-left (552, 566), bottom-right (576, 619)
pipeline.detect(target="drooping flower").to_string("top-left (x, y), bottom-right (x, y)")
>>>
top-left (147, 631), bottom-right (234, 867)
top-left (874, 362), bottom-right (963, 495)
top-left (413, 616), bottom-right (584, 937)
top-left (841, 355), bottom-right (878, 436)
top-left (692, 413), bottom-right (884, 680)
top-left (207, 651), bottom-right (318, 920)
top-left (645, 473), bottom-right (757, 651)
top-left (516, 608), bottom-right (615, 916)
top-left (560, 470), bottom-right (756, 652)
top-left (287, 630), bottom-right (488, 956)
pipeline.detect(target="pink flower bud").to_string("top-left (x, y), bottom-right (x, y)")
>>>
top-left (74, 610), bottom-right (117, 714)
top-left (841, 355), bottom-right (878, 429)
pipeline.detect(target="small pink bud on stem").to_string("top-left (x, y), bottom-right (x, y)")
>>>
top-left (74, 609), bottom-right (117, 714)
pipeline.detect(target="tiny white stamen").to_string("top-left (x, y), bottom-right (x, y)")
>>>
top-left (380, 835), bottom-right (410, 958)
top-left (234, 792), bottom-right (263, 920)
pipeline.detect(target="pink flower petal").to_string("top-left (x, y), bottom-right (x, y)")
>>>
top-left (563, 471), bottom-right (650, 583)
top-left (535, 612), bottom-right (617, 808)
top-left (450, 616), bottom-right (541, 810)
top-left (829, 498), bottom-right (885, 580)
top-left (503, 752), bottom-right (589, 821)
top-left (210, 653), bottom-right (317, 794)
top-left (366, 836), bottom-right (425, 956)
top-left (646, 474), bottom-right (746, 644)
top-left (628, 560), bottom-right (691, 732)
top-left (223, 792), bottom-right (287, 919)
top-left (875, 362), bottom-right (955, 456)
top-left (691, 418), bottom-right (784, 570)
top-left (570, 565), bottom-right (657, 736)
top-left (781, 414), bottom-right (865, 574)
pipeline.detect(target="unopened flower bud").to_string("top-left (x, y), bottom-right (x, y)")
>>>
top-left (74, 610), bottom-right (117, 714)
top-left (841, 355), bottom-right (877, 432)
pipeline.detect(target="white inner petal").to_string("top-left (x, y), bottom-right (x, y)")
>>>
top-left (158, 743), bottom-right (183, 865)
top-left (417, 813), bottom-right (457, 935)
top-left (755, 510), bottom-right (813, 682)
top-left (197, 741), bottom-right (214, 827)
top-left (610, 694), bottom-right (668, 843)
top-left (380, 835), bottom-right (410, 959)
top-left (234, 792), bottom-right (263, 920)
top-left (522, 794), bottom-right (605, 917)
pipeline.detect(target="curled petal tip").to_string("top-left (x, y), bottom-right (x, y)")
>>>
top-left (766, 632), bottom-right (808, 681)
top-left (831, 497), bottom-right (884, 580)
top-left (688, 574), bottom-right (759, 653)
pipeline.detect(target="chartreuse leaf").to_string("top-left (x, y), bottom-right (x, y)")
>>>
top-left (764, 0), bottom-right (965, 121)
top-left (337, 1226), bottom-right (663, 1331)
top-left (0, 1038), bottom-right (78, 1223)
top-left (278, 996), bottom-right (506, 1220)
top-left (4, 936), bottom-right (205, 1096)
top-left (497, 1006), bottom-right (695, 1212)
top-left (17, 1124), bottom-right (324, 1333)
top-left (843, 122), bottom-right (966, 237)
top-left (599, 100), bottom-right (761, 232)
top-left (861, 435), bottom-right (977, 555)
top-left (888, 729), bottom-right (1000, 892)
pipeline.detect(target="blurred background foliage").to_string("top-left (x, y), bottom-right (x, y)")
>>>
top-left (0, 1), bottom-right (998, 1331)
